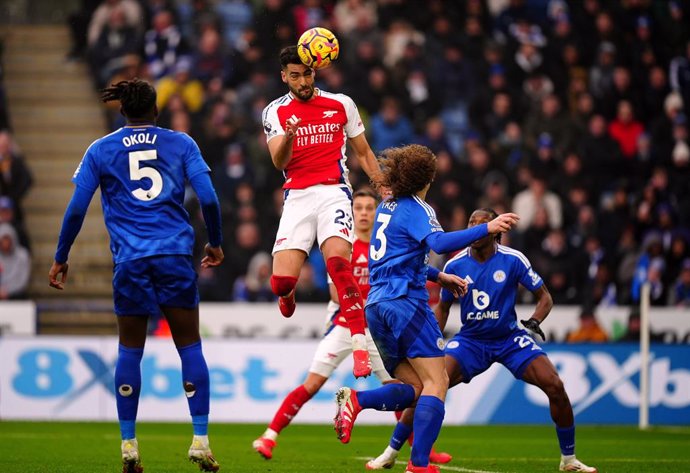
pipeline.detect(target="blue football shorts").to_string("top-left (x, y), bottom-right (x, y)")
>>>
top-left (366, 297), bottom-right (445, 377)
top-left (444, 328), bottom-right (547, 382)
top-left (113, 255), bottom-right (199, 317)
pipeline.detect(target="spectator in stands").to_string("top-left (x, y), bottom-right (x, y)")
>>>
top-left (190, 26), bottom-right (234, 86)
top-left (233, 252), bottom-right (275, 302)
top-left (566, 308), bottom-right (609, 343)
top-left (512, 170), bottom-right (562, 232)
top-left (212, 143), bottom-right (254, 205)
top-left (156, 57), bottom-right (205, 114)
top-left (87, 0), bottom-right (143, 49)
top-left (631, 231), bottom-right (665, 303)
top-left (143, 9), bottom-right (189, 80)
top-left (0, 131), bottom-right (32, 230)
top-left (618, 309), bottom-right (664, 343)
top-left (66, 0), bottom-right (100, 60)
top-left (670, 258), bottom-right (690, 306)
top-left (669, 40), bottom-right (690, 117)
top-left (608, 100), bottom-right (645, 160)
top-left (369, 96), bottom-right (414, 153)
top-left (582, 260), bottom-right (618, 307)
top-left (0, 222), bottom-right (30, 299)
top-left (524, 94), bottom-right (574, 152)
top-left (87, 3), bottom-right (141, 87)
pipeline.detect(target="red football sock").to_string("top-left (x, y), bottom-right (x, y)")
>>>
top-left (268, 385), bottom-right (313, 433)
top-left (270, 274), bottom-right (297, 297)
top-left (326, 256), bottom-right (366, 336)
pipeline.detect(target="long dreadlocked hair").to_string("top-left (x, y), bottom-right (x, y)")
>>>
top-left (474, 207), bottom-right (502, 243)
top-left (100, 78), bottom-right (157, 119)
top-left (379, 144), bottom-right (437, 197)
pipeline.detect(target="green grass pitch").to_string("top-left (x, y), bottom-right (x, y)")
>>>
top-left (1, 421), bottom-right (688, 473)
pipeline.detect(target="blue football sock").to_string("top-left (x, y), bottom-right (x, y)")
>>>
top-left (177, 341), bottom-right (210, 435)
top-left (389, 421), bottom-right (413, 451)
top-left (114, 344), bottom-right (144, 440)
top-left (556, 425), bottom-right (575, 455)
top-left (410, 395), bottom-right (445, 467)
top-left (357, 383), bottom-right (416, 411)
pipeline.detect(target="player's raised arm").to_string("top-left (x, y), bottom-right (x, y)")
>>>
top-left (424, 212), bottom-right (519, 254)
top-left (267, 117), bottom-right (300, 170)
top-left (349, 132), bottom-right (383, 189)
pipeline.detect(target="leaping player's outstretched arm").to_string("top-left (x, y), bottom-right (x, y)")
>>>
top-left (348, 133), bottom-right (383, 188)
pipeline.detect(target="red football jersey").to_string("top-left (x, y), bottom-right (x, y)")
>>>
top-left (262, 89), bottom-right (365, 189)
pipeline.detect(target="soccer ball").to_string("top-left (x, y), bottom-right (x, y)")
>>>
top-left (297, 27), bottom-right (339, 69)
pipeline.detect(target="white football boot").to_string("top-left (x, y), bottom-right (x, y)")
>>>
top-left (121, 438), bottom-right (143, 473)
top-left (559, 455), bottom-right (598, 472)
top-left (188, 435), bottom-right (220, 472)
top-left (365, 446), bottom-right (399, 470)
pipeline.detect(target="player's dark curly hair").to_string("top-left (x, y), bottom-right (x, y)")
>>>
top-left (473, 207), bottom-right (502, 243)
top-left (100, 78), bottom-right (157, 119)
top-left (379, 144), bottom-right (437, 197)
top-left (280, 46), bottom-right (304, 69)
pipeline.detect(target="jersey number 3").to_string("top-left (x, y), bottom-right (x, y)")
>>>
top-left (370, 213), bottom-right (391, 261)
top-left (129, 150), bottom-right (163, 201)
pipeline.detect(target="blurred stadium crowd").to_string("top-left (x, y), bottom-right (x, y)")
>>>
top-left (2, 0), bottom-right (690, 312)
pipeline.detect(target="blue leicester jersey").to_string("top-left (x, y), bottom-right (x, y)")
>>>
top-left (441, 244), bottom-right (543, 340)
top-left (367, 195), bottom-right (443, 305)
top-left (72, 126), bottom-right (210, 264)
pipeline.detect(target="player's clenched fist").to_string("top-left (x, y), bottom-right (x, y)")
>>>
top-left (285, 117), bottom-right (301, 138)
top-left (487, 212), bottom-right (520, 234)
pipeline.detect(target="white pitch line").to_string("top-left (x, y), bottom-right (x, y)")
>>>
top-left (354, 457), bottom-right (508, 473)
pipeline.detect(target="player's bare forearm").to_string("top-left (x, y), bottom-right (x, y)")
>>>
top-left (434, 301), bottom-right (452, 331)
top-left (350, 134), bottom-right (382, 188)
top-left (359, 150), bottom-right (382, 186)
top-left (530, 285), bottom-right (553, 323)
top-left (270, 136), bottom-right (295, 170)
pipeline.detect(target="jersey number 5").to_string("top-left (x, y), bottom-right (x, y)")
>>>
top-left (129, 150), bottom-right (163, 201)
top-left (370, 213), bottom-right (391, 261)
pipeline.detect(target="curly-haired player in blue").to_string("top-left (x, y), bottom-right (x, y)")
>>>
top-left (333, 145), bottom-right (519, 473)
top-left (367, 208), bottom-right (597, 473)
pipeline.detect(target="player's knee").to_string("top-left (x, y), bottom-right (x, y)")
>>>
top-left (543, 375), bottom-right (567, 401)
top-left (270, 274), bottom-right (297, 297)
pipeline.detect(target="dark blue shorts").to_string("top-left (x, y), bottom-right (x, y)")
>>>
top-left (366, 297), bottom-right (445, 377)
top-left (444, 328), bottom-right (546, 382)
top-left (113, 255), bottom-right (199, 317)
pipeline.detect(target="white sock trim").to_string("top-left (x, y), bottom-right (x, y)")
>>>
top-left (384, 445), bottom-right (399, 458)
top-left (352, 333), bottom-right (367, 351)
top-left (263, 428), bottom-right (278, 441)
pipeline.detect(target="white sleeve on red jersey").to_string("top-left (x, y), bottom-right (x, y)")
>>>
top-left (341, 94), bottom-right (366, 138)
top-left (262, 96), bottom-right (287, 142)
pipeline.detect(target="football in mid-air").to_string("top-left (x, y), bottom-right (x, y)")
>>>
top-left (297, 27), bottom-right (339, 69)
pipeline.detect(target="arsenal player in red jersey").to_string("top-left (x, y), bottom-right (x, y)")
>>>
top-left (262, 46), bottom-right (383, 379)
